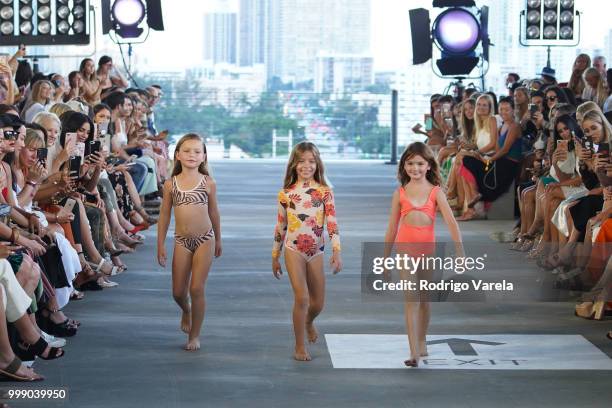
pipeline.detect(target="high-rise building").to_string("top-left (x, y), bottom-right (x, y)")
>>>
top-left (239, 0), bottom-right (266, 66)
top-left (314, 53), bottom-right (374, 94)
top-left (265, 0), bottom-right (370, 85)
top-left (204, 13), bottom-right (238, 65)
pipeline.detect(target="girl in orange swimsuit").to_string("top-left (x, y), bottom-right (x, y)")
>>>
top-left (157, 134), bottom-right (222, 351)
top-left (384, 142), bottom-right (463, 368)
top-left (272, 142), bottom-right (342, 362)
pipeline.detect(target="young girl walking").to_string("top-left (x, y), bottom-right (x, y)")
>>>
top-left (384, 142), bottom-right (463, 367)
top-left (272, 142), bottom-right (342, 361)
top-left (157, 134), bottom-right (222, 351)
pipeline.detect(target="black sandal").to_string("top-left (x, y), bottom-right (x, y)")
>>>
top-left (37, 308), bottom-right (78, 337)
top-left (19, 337), bottom-right (64, 360)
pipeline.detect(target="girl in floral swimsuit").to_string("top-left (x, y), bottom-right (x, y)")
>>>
top-left (272, 142), bottom-right (342, 361)
top-left (157, 134), bottom-right (222, 352)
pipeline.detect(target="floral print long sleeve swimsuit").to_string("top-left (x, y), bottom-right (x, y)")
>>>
top-left (272, 180), bottom-right (341, 262)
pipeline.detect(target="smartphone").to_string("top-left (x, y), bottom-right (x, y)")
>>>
top-left (528, 104), bottom-right (538, 114)
top-left (65, 132), bottom-right (78, 153)
top-left (442, 103), bottom-right (451, 116)
top-left (425, 115), bottom-right (433, 132)
top-left (581, 136), bottom-right (593, 152)
top-left (413, 123), bottom-right (423, 132)
top-left (99, 121), bottom-right (109, 136)
top-left (74, 142), bottom-right (85, 159)
top-left (63, 198), bottom-right (76, 213)
top-left (36, 147), bottom-right (48, 163)
top-left (68, 156), bottom-right (81, 178)
top-left (85, 140), bottom-right (101, 157)
top-left (597, 142), bottom-right (610, 159)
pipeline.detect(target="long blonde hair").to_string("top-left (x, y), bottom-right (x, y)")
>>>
top-left (474, 94), bottom-right (495, 136)
top-left (568, 54), bottom-right (591, 96)
top-left (581, 109), bottom-right (612, 145)
top-left (172, 133), bottom-right (209, 176)
top-left (283, 142), bottom-right (327, 189)
top-left (583, 67), bottom-right (608, 107)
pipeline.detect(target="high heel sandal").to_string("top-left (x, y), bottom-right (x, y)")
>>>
top-left (37, 308), bottom-right (78, 337)
top-left (574, 301), bottom-right (605, 320)
top-left (18, 337), bottom-right (64, 360)
top-left (88, 259), bottom-right (119, 277)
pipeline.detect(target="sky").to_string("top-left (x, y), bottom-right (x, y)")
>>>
top-left (129, 0), bottom-right (611, 72)
top-left (0, 0), bottom-right (609, 73)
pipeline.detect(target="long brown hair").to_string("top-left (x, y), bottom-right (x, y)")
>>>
top-left (283, 141), bottom-right (327, 189)
top-left (397, 142), bottom-right (441, 186)
top-left (172, 133), bottom-right (209, 176)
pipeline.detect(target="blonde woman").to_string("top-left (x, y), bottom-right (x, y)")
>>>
top-left (568, 54), bottom-right (591, 98)
top-left (78, 58), bottom-right (103, 105)
top-left (21, 80), bottom-right (53, 122)
top-left (582, 68), bottom-right (608, 108)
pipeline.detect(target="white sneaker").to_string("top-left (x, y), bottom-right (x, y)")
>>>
top-left (41, 330), bottom-right (66, 348)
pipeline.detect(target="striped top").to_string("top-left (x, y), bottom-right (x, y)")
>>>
top-left (171, 176), bottom-right (209, 207)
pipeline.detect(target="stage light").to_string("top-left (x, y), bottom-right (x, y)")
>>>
top-left (409, 2), bottom-right (489, 77)
top-left (102, 0), bottom-right (163, 40)
top-left (0, 0), bottom-right (90, 44)
top-left (521, 0), bottom-right (578, 45)
top-left (433, 9), bottom-right (481, 55)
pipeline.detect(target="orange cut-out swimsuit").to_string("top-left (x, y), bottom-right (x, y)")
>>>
top-left (395, 186), bottom-right (439, 255)
top-left (272, 180), bottom-right (341, 262)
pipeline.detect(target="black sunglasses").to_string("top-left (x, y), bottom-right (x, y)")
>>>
top-left (547, 96), bottom-right (558, 101)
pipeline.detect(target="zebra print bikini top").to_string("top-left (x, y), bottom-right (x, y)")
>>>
top-left (171, 176), bottom-right (209, 207)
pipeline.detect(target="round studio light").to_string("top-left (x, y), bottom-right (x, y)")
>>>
top-left (73, 5), bottom-right (85, 19)
top-left (57, 5), bottom-right (70, 19)
top-left (39, 0), bottom-right (50, 3)
top-left (527, 10), bottom-right (540, 24)
top-left (527, 25), bottom-right (540, 39)
top-left (38, 20), bottom-right (50, 34)
top-left (544, 10), bottom-right (557, 24)
top-left (560, 10), bottom-right (573, 24)
top-left (544, 0), bottom-right (558, 8)
top-left (0, 0), bottom-right (12, 5)
top-left (527, 0), bottom-right (541, 7)
top-left (38, 5), bottom-right (51, 20)
top-left (0, 6), bottom-right (13, 20)
top-left (19, 6), bottom-right (32, 20)
top-left (560, 26), bottom-right (573, 39)
top-left (0, 21), bottom-right (12, 35)
top-left (57, 20), bottom-right (70, 34)
top-left (561, 0), bottom-right (574, 8)
top-left (433, 8), bottom-right (481, 55)
top-left (73, 20), bottom-right (85, 33)
top-left (112, 0), bottom-right (146, 26)
top-left (20, 20), bottom-right (32, 35)
top-left (543, 25), bottom-right (557, 39)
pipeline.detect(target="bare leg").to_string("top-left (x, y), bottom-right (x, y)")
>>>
top-left (172, 244), bottom-right (193, 336)
top-left (305, 254), bottom-right (325, 344)
top-left (284, 248), bottom-right (311, 361)
top-left (15, 256), bottom-right (40, 296)
top-left (185, 240), bottom-right (214, 351)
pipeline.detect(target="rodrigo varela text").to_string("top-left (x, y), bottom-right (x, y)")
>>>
top-left (372, 279), bottom-right (514, 293)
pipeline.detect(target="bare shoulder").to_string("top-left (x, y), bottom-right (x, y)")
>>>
top-left (205, 175), bottom-right (216, 190)
top-left (163, 178), bottom-right (173, 190)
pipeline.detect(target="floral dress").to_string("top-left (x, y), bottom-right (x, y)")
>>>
top-left (272, 180), bottom-right (340, 261)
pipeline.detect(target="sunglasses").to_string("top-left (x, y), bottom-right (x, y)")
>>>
top-left (1, 130), bottom-right (18, 140)
top-left (547, 96), bottom-right (558, 101)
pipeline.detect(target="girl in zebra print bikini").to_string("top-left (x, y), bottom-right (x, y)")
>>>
top-left (157, 134), bottom-right (222, 351)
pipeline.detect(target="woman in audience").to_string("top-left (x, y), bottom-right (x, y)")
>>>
top-left (20, 80), bottom-right (53, 123)
top-left (582, 67), bottom-right (608, 108)
top-left (78, 59), bottom-right (103, 106)
top-left (568, 54), bottom-right (591, 98)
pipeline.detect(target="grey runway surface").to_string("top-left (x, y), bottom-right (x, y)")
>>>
top-left (13, 161), bottom-right (611, 408)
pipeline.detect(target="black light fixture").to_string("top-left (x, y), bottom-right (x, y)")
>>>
top-left (101, 0), bottom-right (164, 41)
top-left (521, 0), bottom-right (579, 45)
top-left (409, 0), bottom-right (490, 77)
top-left (0, 0), bottom-right (90, 45)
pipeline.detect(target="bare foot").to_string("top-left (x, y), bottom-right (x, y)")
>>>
top-left (180, 311), bottom-right (191, 334)
top-left (0, 356), bottom-right (44, 381)
top-left (294, 347), bottom-right (311, 361)
top-left (184, 337), bottom-right (200, 351)
top-left (306, 322), bottom-right (319, 344)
